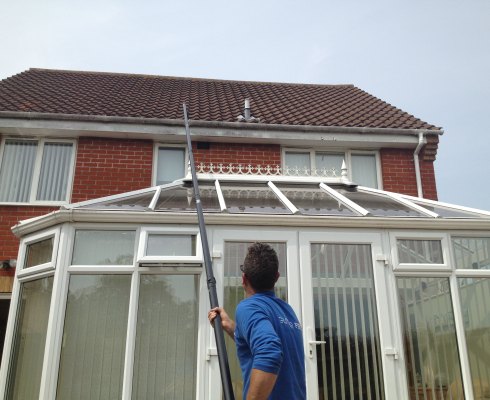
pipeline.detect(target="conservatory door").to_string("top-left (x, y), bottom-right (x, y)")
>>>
top-left (300, 231), bottom-right (402, 400)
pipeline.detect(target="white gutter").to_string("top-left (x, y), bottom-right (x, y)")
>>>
top-left (413, 132), bottom-right (426, 197)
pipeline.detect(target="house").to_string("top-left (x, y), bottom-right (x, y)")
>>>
top-left (0, 68), bottom-right (488, 399)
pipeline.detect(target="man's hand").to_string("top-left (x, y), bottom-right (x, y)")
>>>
top-left (246, 369), bottom-right (278, 400)
top-left (208, 307), bottom-right (236, 340)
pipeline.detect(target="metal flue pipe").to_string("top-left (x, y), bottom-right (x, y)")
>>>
top-left (183, 104), bottom-right (235, 400)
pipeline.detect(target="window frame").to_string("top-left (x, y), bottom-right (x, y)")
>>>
top-left (0, 137), bottom-right (76, 205)
top-left (152, 143), bottom-right (188, 186)
top-left (282, 147), bottom-right (382, 188)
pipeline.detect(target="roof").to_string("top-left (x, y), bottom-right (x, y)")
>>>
top-left (0, 68), bottom-right (440, 131)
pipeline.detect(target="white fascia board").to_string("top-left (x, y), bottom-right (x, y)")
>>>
top-left (185, 173), bottom-right (354, 185)
top-left (0, 116), bottom-right (431, 148)
top-left (357, 186), bottom-right (440, 218)
top-left (11, 208), bottom-right (490, 238)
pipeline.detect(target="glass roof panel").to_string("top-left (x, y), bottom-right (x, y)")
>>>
top-left (80, 191), bottom-right (156, 210)
top-left (412, 201), bottom-right (486, 218)
top-left (274, 184), bottom-right (355, 216)
top-left (220, 183), bottom-right (291, 214)
top-left (337, 188), bottom-right (425, 217)
top-left (155, 183), bottom-right (221, 212)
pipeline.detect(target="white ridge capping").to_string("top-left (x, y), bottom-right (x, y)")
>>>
top-left (267, 181), bottom-right (299, 214)
top-left (319, 182), bottom-right (369, 216)
top-left (214, 180), bottom-right (227, 212)
top-left (357, 186), bottom-right (439, 218)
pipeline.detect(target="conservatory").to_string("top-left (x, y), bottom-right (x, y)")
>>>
top-left (1, 171), bottom-right (490, 400)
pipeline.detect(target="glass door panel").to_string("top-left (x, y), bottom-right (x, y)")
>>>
top-left (397, 277), bottom-right (464, 399)
top-left (310, 243), bottom-right (385, 400)
top-left (223, 241), bottom-right (287, 400)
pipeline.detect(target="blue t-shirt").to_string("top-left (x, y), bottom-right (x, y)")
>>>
top-left (234, 291), bottom-right (306, 400)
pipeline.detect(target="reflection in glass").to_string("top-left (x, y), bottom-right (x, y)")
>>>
top-left (285, 152), bottom-right (310, 174)
top-left (452, 237), bottom-right (490, 270)
top-left (275, 184), bottom-right (355, 216)
top-left (132, 275), bottom-right (199, 399)
top-left (146, 234), bottom-right (196, 256)
top-left (397, 277), bottom-right (464, 399)
top-left (223, 242), bottom-right (287, 399)
top-left (311, 243), bottom-right (385, 400)
top-left (6, 277), bottom-right (53, 400)
top-left (155, 184), bottom-right (221, 212)
top-left (56, 275), bottom-right (131, 399)
top-left (457, 278), bottom-right (490, 399)
top-left (72, 230), bottom-right (135, 265)
top-left (220, 183), bottom-right (291, 214)
top-left (315, 153), bottom-right (343, 176)
top-left (81, 192), bottom-right (155, 210)
top-left (25, 237), bottom-right (53, 268)
top-left (339, 189), bottom-right (424, 217)
top-left (397, 239), bottom-right (444, 264)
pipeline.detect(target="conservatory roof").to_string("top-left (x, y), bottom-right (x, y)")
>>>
top-left (63, 175), bottom-right (490, 220)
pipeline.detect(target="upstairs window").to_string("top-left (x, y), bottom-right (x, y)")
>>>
top-left (0, 139), bottom-right (74, 203)
top-left (155, 146), bottom-right (186, 185)
top-left (284, 149), bottom-right (379, 188)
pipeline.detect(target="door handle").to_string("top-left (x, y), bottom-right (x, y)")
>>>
top-left (308, 340), bottom-right (326, 358)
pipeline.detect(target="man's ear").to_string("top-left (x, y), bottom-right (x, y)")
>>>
top-left (275, 271), bottom-right (280, 283)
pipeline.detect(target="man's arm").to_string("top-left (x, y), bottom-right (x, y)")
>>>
top-left (208, 307), bottom-right (235, 340)
top-left (246, 368), bottom-right (278, 400)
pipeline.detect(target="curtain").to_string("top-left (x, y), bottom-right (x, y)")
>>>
top-left (37, 143), bottom-right (73, 201)
top-left (351, 154), bottom-right (377, 188)
top-left (156, 148), bottom-right (185, 185)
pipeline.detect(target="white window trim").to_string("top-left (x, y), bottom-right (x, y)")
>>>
top-left (152, 143), bottom-right (188, 186)
top-left (137, 226), bottom-right (203, 264)
top-left (282, 147), bottom-right (382, 188)
top-left (390, 231), bottom-right (451, 272)
top-left (0, 137), bottom-right (76, 205)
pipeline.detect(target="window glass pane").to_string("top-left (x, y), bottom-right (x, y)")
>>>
top-left (457, 278), bottom-right (490, 398)
top-left (397, 239), bottom-right (444, 264)
top-left (224, 242), bottom-right (287, 399)
top-left (157, 147), bottom-right (185, 185)
top-left (56, 275), bottom-right (131, 399)
top-left (452, 237), bottom-right (490, 269)
top-left (0, 140), bottom-right (37, 202)
top-left (352, 154), bottom-right (378, 188)
top-left (220, 183), bottom-right (291, 214)
top-left (37, 143), bottom-right (73, 201)
top-left (155, 183), bottom-right (221, 212)
top-left (285, 152), bottom-right (310, 175)
top-left (397, 277), bottom-right (464, 399)
top-left (80, 192), bottom-right (156, 210)
top-left (146, 234), bottom-right (196, 256)
top-left (413, 202), bottom-right (485, 218)
top-left (311, 243), bottom-right (385, 399)
top-left (6, 277), bottom-right (53, 400)
top-left (72, 230), bottom-right (135, 265)
top-left (25, 237), bottom-right (54, 268)
top-left (132, 275), bottom-right (199, 399)
top-left (315, 152), bottom-right (344, 176)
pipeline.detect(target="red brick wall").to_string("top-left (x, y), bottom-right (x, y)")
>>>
top-left (71, 138), bottom-right (154, 203)
top-left (380, 148), bottom-right (438, 199)
top-left (0, 206), bottom-right (58, 276)
top-left (193, 142), bottom-right (281, 166)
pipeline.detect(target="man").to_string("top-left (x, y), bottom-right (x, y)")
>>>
top-left (208, 242), bottom-right (306, 400)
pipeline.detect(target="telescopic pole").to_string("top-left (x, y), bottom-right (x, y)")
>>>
top-left (183, 104), bottom-right (235, 400)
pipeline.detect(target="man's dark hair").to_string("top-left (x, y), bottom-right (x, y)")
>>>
top-left (242, 242), bottom-right (278, 291)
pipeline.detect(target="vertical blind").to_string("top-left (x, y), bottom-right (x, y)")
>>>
top-left (0, 140), bottom-right (37, 202)
top-left (156, 148), bottom-right (185, 185)
top-left (311, 243), bottom-right (385, 400)
top-left (56, 275), bottom-right (131, 400)
top-left (132, 275), bottom-right (199, 399)
top-left (37, 143), bottom-right (72, 201)
top-left (351, 154), bottom-right (377, 188)
top-left (6, 277), bottom-right (53, 400)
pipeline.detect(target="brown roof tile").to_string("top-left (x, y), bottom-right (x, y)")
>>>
top-left (0, 68), bottom-right (439, 130)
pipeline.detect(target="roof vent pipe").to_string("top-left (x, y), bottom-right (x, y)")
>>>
top-left (413, 132), bottom-right (426, 198)
top-left (244, 99), bottom-right (251, 120)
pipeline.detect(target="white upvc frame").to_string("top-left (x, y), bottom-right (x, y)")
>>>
top-left (390, 231), bottom-right (451, 272)
top-left (282, 147), bottom-right (382, 188)
top-left (137, 226), bottom-right (202, 264)
top-left (152, 143), bottom-right (188, 186)
top-left (0, 137), bottom-right (77, 205)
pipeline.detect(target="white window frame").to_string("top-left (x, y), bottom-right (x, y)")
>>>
top-left (282, 148), bottom-right (382, 188)
top-left (390, 231), bottom-right (451, 273)
top-left (0, 137), bottom-right (76, 205)
top-left (152, 143), bottom-right (188, 186)
top-left (137, 226), bottom-right (202, 264)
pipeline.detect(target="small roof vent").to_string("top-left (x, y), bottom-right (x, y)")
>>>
top-left (237, 98), bottom-right (260, 123)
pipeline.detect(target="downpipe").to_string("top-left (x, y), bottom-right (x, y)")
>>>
top-left (413, 132), bottom-right (426, 198)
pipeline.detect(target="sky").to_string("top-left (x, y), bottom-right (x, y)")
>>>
top-left (1, 0), bottom-right (489, 209)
